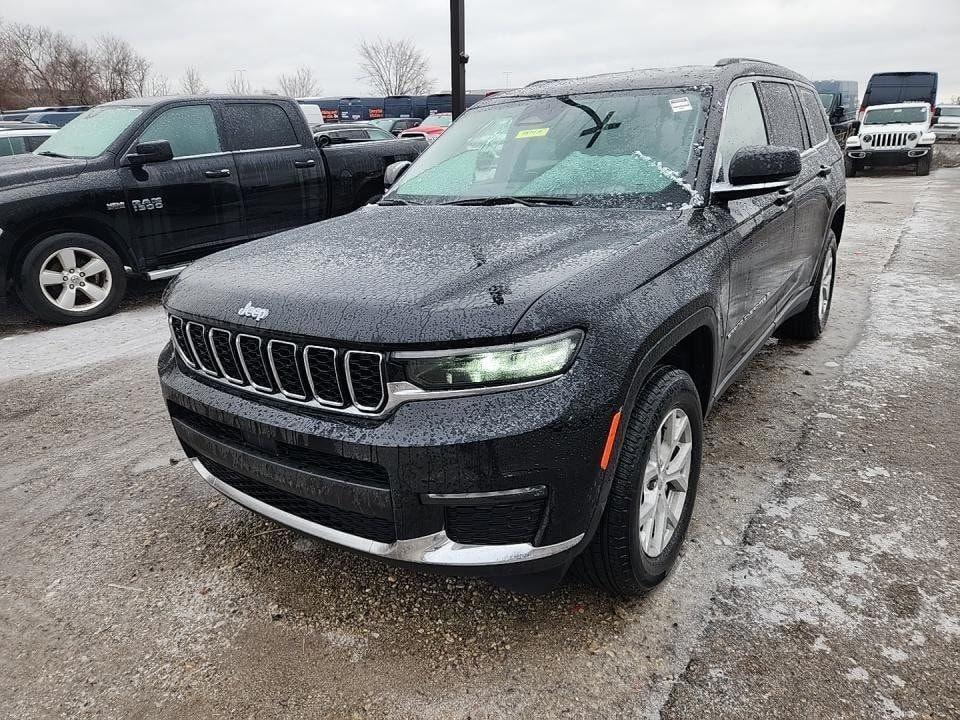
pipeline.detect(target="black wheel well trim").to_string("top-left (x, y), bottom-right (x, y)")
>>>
top-left (572, 306), bottom-right (720, 555)
top-left (7, 219), bottom-right (136, 289)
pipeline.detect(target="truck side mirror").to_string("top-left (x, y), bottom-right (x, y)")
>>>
top-left (851, 120), bottom-right (861, 134)
top-left (125, 140), bottom-right (173, 165)
top-left (384, 160), bottom-right (412, 187)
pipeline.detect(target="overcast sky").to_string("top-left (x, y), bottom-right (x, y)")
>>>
top-left (5, 0), bottom-right (960, 101)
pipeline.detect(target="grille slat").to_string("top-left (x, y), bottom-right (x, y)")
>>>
top-left (186, 322), bottom-right (219, 377)
top-left (170, 315), bottom-right (386, 416)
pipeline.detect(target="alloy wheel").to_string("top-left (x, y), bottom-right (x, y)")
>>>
top-left (819, 251), bottom-right (835, 322)
top-left (638, 407), bottom-right (692, 558)
top-left (39, 247), bottom-right (113, 313)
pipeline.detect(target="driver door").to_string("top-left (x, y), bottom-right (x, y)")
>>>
top-left (119, 103), bottom-right (244, 266)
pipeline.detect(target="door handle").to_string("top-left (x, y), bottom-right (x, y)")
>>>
top-left (204, 169), bottom-right (231, 178)
top-left (774, 189), bottom-right (795, 207)
top-left (294, 159), bottom-right (317, 169)
top-left (817, 164), bottom-right (832, 177)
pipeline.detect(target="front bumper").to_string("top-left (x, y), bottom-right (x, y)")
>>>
top-left (158, 342), bottom-right (618, 574)
top-left (846, 146), bottom-right (931, 166)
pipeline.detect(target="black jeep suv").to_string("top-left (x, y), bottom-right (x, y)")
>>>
top-left (159, 59), bottom-right (845, 595)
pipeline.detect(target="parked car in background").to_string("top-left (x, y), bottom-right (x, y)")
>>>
top-left (0, 95), bottom-right (425, 323)
top-left (0, 105), bottom-right (90, 122)
top-left (859, 72), bottom-right (938, 118)
top-left (0, 127), bottom-right (57, 157)
top-left (814, 80), bottom-right (858, 142)
top-left (21, 111), bottom-right (83, 127)
top-left (845, 102), bottom-right (935, 176)
top-left (313, 122), bottom-right (398, 146)
top-left (0, 121), bottom-right (57, 130)
top-left (932, 105), bottom-right (960, 141)
top-left (158, 59), bottom-right (845, 596)
top-left (366, 117), bottom-right (424, 136)
top-left (398, 115), bottom-right (453, 144)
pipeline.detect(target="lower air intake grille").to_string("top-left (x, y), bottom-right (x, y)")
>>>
top-left (199, 456), bottom-right (397, 543)
top-left (445, 499), bottom-right (546, 545)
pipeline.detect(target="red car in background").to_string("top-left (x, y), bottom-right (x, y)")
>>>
top-left (399, 113), bottom-right (452, 143)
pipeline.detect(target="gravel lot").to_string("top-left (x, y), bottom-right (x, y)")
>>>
top-left (1, 167), bottom-right (957, 719)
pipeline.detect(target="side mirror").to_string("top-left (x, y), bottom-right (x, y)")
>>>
top-left (384, 160), bottom-right (412, 187)
top-left (851, 120), bottom-right (861, 134)
top-left (125, 140), bottom-right (173, 165)
top-left (712, 145), bottom-right (801, 202)
top-left (933, 107), bottom-right (941, 117)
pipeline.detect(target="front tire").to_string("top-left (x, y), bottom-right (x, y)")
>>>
top-left (916, 153), bottom-right (931, 176)
top-left (575, 367), bottom-right (703, 596)
top-left (844, 156), bottom-right (858, 177)
top-left (17, 233), bottom-right (127, 324)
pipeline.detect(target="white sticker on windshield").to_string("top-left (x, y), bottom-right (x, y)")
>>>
top-left (669, 96), bottom-right (693, 113)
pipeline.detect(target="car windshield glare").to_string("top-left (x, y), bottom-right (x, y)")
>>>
top-left (864, 107), bottom-right (927, 125)
top-left (387, 89), bottom-right (706, 209)
top-left (34, 106), bottom-right (144, 158)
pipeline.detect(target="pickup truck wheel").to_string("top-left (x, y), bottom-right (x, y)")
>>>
top-left (844, 157), bottom-right (858, 177)
top-left (573, 367), bottom-right (702, 596)
top-left (776, 230), bottom-right (837, 341)
top-left (18, 233), bottom-right (127, 324)
top-left (916, 154), bottom-right (931, 176)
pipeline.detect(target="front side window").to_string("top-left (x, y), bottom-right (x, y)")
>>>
top-left (137, 105), bottom-right (221, 158)
top-left (759, 82), bottom-right (806, 150)
top-left (34, 106), bottom-right (143, 159)
top-left (864, 107), bottom-right (928, 125)
top-left (389, 88), bottom-right (707, 209)
top-left (818, 92), bottom-right (836, 110)
top-left (222, 103), bottom-right (299, 150)
top-left (716, 82), bottom-right (768, 181)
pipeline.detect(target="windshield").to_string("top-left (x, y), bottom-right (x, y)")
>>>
top-left (819, 93), bottom-right (836, 109)
top-left (423, 114), bottom-right (452, 127)
top-left (939, 107), bottom-right (960, 117)
top-left (33, 106), bottom-right (143, 158)
top-left (387, 89), bottom-right (706, 209)
top-left (864, 106), bottom-right (928, 125)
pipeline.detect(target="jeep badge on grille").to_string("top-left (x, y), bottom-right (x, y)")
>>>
top-left (237, 302), bottom-right (270, 322)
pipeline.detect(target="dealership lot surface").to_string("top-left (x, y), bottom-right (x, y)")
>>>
top-left (1, 171), bottom-right (958, 719)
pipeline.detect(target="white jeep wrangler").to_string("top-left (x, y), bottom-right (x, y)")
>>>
top-left (845, 102), bottom-right (936, 177)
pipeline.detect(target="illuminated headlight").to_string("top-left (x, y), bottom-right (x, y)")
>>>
top-left (861, 134), bottom-right (873, 143)
top-left (396, 330), bottom-right (583, 390)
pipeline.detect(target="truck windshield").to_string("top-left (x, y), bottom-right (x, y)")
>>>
top-left (939, 107), bottom-right (960, 117)
top-left (33, 106), bottom-right (144, 159)
top-left (819, 93), bottom-right (836, 109)
top-left (387, 88), bottom-right (706, 209)
top-left (863, 107), bottom-right (928, 125)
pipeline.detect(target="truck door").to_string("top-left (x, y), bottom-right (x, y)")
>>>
top-left (219, 101), bottom-right (323, 237)
top-left (119, 103), bottom-right (244, 265)
top-left (715, 80), bottom-right (798, 380)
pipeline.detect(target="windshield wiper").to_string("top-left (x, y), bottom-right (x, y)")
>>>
top-left (378, 197), bottom-right (421, 206)
top-left (36, 150), bottom-right (71, 158)
top-left (440, 196), bottom-right (575, 207)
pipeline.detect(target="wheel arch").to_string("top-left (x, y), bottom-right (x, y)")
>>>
top-left (829, 204), bottom-right (846, 244)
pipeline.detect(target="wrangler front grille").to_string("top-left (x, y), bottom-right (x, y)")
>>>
top-left (868, 132), bottom-right (909, 149)
top-left (169, 316), bottom-right (387, 415)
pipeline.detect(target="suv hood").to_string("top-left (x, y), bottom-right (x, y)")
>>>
top-left (0, 152), bottom-right (87, 191)
top-left (166, 204), bottom-right (682, 344)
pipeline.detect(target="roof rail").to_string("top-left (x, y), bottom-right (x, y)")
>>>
top-left (715, 57), bottom-right (784, 68)
top-left (525, 78), bottom-right (568, 87)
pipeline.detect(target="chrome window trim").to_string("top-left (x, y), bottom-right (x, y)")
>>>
top-left (344, 350), bottom-right (387, 412)
top-left (232, 144), bottom-right (301, 154)
top-left (193, 457), bottom-right (583, 566)
top-left (168, 316), bottom-right (198, 369)
top-left (303, 345), bottom-right (345, 407)
top-left (266, 339), bottom-right (309, 401)
top-left (235, 333), bottom-right (273, 393)
top-left (208, 328), bottom-right (245, 385)
top-left (185, 321), bottom-right (220, 377)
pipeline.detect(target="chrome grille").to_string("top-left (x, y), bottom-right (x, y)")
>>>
top-left (169, 316), bottom-right (387, 415)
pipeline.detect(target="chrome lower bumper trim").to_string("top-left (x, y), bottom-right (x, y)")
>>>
top-left (191, 458), bottom-right (583, 566)
top-left (146, 265), bottom-right (187, 281)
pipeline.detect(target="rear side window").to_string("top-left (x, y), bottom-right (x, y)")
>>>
top-left (797, 88), bottom-right (830, 145)
top-left (759, 82), bottom-right (806, 150)
top-left (716, 81), bottom-right (768, 181)
top-left (138, 105), bottom-right (221, 158)
top-left (222, 103), bottom-right (299, 150)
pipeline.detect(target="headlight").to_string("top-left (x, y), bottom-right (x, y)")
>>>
top-left (395, 330), bottom-right (583, 390)
top-left (908, 133), bottom-right (918, 141)
top-left (861, 134), bottom-right (873, 143)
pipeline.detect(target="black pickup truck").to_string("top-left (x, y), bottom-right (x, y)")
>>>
top-left (0, 96), bottom-right (425, 323)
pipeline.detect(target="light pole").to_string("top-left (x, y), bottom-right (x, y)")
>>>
top-left (450, 0), bottom-right (467, 118)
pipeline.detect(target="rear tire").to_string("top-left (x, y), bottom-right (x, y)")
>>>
top-left (916, 154), bottom-right (931, 176)
top-left (777, 230), bottom-right (837, 341)
top-left (574, 367), bottom-right (702, 596)
top-left (17, 232), bottom-right (126, 324)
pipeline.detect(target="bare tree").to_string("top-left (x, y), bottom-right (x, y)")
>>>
top-left (356, 37), bottom-right (435, 96)
top-left (277, 66), bottom-right (318, 97)
top-left (228, 71), bottom-right (252, 94)
top-left (0, 22), bottom-right (63, 103)
top-left (179, 66), bottom-right (207, 95)
top-left (148, 74), bottom-right (170, 96)
top-left (96, 35), bottom-right (151, 100)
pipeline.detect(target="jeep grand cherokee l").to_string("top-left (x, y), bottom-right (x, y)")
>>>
top-left (159, 59), bottom-right (845, 595)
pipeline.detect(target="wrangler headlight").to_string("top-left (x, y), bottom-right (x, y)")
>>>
top-left (395, 330), bottom-right (583, 390)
